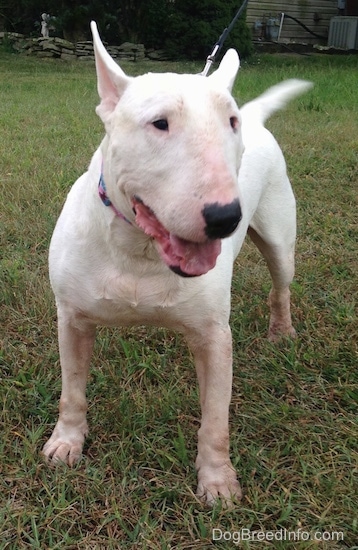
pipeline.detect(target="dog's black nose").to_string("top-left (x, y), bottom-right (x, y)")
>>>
top-left (203, 199), bottom-right (242, 239)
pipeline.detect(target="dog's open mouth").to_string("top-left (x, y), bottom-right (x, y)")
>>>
top-left (132, 197), bottom-right (221, 277)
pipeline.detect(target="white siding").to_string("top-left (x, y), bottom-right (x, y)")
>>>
top-left (246, 1), bottom-right (338, 44)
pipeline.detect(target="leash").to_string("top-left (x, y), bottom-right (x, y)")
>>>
top-left (201, 0), bottom-right (250, 76)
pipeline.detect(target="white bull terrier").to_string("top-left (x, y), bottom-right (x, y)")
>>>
top-left (42, 21), bottom-right (312, 505)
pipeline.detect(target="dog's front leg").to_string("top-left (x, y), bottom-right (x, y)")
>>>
top-left (43, 308), bottom-right (96, 466)
top-left (185, 323), bottom-right (241, 506)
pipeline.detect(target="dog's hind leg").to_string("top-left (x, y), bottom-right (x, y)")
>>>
top-left (248, 183), bottom-right (297, 342)
top-left (184, 323), bottom-right (242, 506)
top-left (42, 308), bottom-right (96, 466)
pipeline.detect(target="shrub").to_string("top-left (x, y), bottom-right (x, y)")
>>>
top-left (163, 0), bottom-right (253, 60)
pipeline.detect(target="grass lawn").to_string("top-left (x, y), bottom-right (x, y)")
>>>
top-left (0, 50), bottom-right (357, 549)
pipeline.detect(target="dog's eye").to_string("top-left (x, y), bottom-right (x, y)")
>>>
top-left (230, 116), bottom-right (239, 132)
top-left (152, 119), bottom-right (169, 131)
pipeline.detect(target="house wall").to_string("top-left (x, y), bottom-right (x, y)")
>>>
top-left (246, 0), bottom-right (338, 44)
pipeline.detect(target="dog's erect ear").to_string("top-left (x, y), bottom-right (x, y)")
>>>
top-left (208, 49), bottom-right (240, 92)
top-left (90, 21), bottom-right (132, 123)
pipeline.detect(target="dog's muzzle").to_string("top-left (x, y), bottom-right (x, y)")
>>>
top-left (203, 199), bottom-right (242, 239)
top-left (132, 196), bottom-right (242, 277)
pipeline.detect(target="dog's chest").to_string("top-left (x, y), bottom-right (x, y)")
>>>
top-left (88, 270), bottom-right (188, 327)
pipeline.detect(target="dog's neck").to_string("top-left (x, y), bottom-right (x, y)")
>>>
top-left (98, 169), bottom-right (132, 225)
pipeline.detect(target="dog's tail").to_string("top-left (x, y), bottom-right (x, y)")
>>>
top-left (241, 79), bottom-right (313, 125)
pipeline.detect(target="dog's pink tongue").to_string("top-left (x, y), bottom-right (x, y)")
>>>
top-left (164, 235), bottom-right (221, 276)
top-left (133, 199), bottom-right (221, 276)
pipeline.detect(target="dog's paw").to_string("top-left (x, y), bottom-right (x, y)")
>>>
top-left (268, 324), bottom-right (296, 343)
top-left (42, 423), bottom-right (87, 467)
top-left (196, 465), bottom-right (242, 507)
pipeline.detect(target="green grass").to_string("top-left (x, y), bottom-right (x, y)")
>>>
top-left (1, 51), bottom-right (357, 549)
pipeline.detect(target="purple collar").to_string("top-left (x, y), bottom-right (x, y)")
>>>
top-left (98, 171), bottom-right (132, 225)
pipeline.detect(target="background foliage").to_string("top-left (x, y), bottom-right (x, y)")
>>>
top-left (0, 0), bottom-right (252, 58)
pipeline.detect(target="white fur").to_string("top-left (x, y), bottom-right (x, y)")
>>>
top-left (42, 22), bottom-right (312, 505)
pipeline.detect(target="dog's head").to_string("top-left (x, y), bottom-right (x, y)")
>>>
top-left (91, 22), bottom-right (244, 277)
